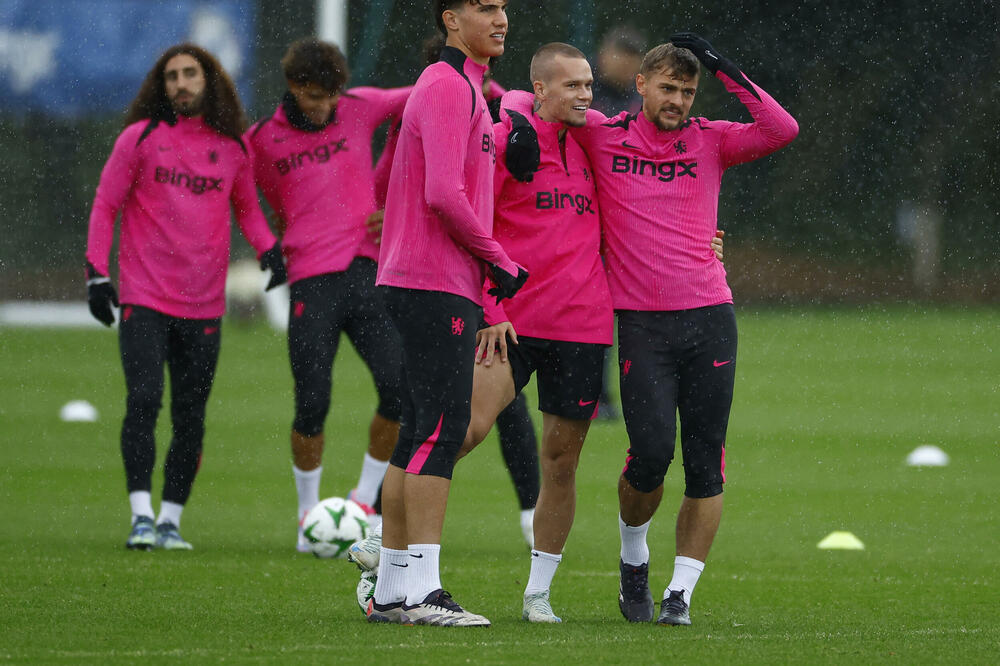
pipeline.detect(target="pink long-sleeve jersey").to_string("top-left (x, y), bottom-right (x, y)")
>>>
top-left (373, 72), bottom-right (505, 210)
top-left (483, 101), bottom-right (613, 345)
top-left (569, 70), bottom-right (799, 311)
top-left (246, 87), bottom-right (409, 284)
top-left (86, 115), bottom-right (277, 319)
top-left (376, 46), bottom-right (516, 304)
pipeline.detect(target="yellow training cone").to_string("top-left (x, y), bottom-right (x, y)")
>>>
top-left (817, 531), bottom-right (865, 550)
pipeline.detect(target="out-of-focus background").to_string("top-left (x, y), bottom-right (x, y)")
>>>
top-left (0, 0), bottom-right (997, 308)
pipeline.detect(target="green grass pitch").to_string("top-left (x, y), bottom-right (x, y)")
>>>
top-left (1, 308), bottom-right (998, 664)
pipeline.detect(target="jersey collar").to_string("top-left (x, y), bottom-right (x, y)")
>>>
top-left (281, 91), bottom-right (335, 132)
top-left (439, 45), bottom-right (488, 92)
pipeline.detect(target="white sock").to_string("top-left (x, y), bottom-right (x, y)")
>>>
top-left (665, 556), bottom-right (705, 604)
top-left (524, 550), bottom-right (562, 596)
top-left (129, 491), bottom-right (154, 524)
top-left (405, 543), bottom-right (442, 606)
top-left (373, 548), bottom-right (408, 605)
top-left (619, 515), bottom-right (651, 566)
top-left (520, 508), bottom-right (535, 549)
top-left (293, 465), bottom-right (322, 519)
top-left (156, 501), bottom-right (184, 528)
top-left (354, 454), bottom-right (389, 507)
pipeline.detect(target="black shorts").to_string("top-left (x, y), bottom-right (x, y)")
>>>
top-left (617, 304), bottom-right (737, 498)
top-left (507, 336), bottom-right (606, 420)
top-left (383, 287), bottom-right (481, 479)
top-left (288, 258), bottom-right (402, 436)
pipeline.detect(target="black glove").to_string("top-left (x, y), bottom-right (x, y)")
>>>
top-left (86, 262), bottom-right (118, 327)
top-left (669, 32), bottom-right (756, 97)
top-left (259, 241), bottom-right (287, 291)
top-left (487, 263), bottom-right (529, 304)
top-left (504, 109), bottom-right (540, 183)
top-left (669, 32), bottom-right (728, 74)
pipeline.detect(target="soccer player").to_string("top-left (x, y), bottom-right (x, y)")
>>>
top-left (245, 38), bottom-right (410, 549)
top-left (462, 43), bottom-right (725, 623)
top-left (85, 44), bottom-right (286, 551)
top-left (366, 0), bottom-right (525, 627)
top-left (459, 43), bottom-right (611, 624)
top-left (571, 33), bottom-right (798, 625)
top-left (370, 33), bottom-right (541, 548)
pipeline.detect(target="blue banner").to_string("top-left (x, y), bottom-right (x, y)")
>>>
top-left (0, 0), bottom-right (256, 117)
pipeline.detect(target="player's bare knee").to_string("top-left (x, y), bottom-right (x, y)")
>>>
top-left (464, 416), bottom-right (494, 451)
top-left (544, 459), bottom-right (578, 487)
top-left (541, 447), bottom-right (581, 483)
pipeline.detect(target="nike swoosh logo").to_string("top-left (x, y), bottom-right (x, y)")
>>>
top-left (621, 140), bottom-right (640, 149)
top-left (578, 399), bottom-right (596, 407)
top-left (409, 553), bottom-right (424, 559)
top-left (390, 562), bottom-right (408, 568)
top-left (273, 136), bottom-right (287, 143)
top-left (713, 360), bottom-right (732, 367)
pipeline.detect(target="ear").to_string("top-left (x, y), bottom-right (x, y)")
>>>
top-left (532, 79), bottom-right (545, 100)
top-left (442, 8), bottom-right (460, 32)
top-left (635, 73), bottom-right (646, 97)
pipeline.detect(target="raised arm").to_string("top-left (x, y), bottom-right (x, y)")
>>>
top-left (670, 32), bottom-right (799, 167)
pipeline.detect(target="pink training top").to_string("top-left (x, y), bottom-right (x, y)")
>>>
top-left (373, 73), bottom-right (505, 212)
top-left (483, 98), bottom-right (613, 345)
top-left (564, 70), bottom-right (798, 311)
top-left (376, 47), bottom-right (517, 304)
top-left (246, 87), bottom-right (409, 284)
top-left (86, 115), bottom-right (277, 319)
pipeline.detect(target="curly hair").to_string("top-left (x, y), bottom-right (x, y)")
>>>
top-left (281, 38), bottom-right (350, 94)
top-left (124, 43), bottom-right (247, 141)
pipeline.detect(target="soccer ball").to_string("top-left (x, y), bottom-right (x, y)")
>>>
top-left (301, 497), bottom-right (369, 559)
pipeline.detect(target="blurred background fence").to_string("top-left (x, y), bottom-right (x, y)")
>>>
top-left (1, 0), bottom-right (997, 305)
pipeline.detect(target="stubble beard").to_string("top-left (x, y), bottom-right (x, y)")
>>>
top-left (172, 92), bottom-right (204, 117)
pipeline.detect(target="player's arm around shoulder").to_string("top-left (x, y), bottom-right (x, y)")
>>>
top-left (566, 107), bottom-right (614, 155)
top-left (346, 85), bottom-right (414, 127)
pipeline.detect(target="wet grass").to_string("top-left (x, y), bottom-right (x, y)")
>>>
top-left (1, 307), bottom-right (997, 664)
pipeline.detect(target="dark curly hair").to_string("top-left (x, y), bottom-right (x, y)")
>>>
top-left (124, 43), bottom-right (247, 141)
top-left (281, 38), bottom-right (350, 94)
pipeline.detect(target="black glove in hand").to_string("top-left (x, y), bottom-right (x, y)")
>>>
top-left (670, 32), bottom-right (756, 97)
top-left (487, 263), bottom-right (529, 304)
top-left (86, 262), bottom-right (118, 327)
top-left (504, 110), bottom-right (540, 183)
top-left (259, 242), bottom-right (287, 291)
top-left (669, 32), bottom-right (728, 74)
